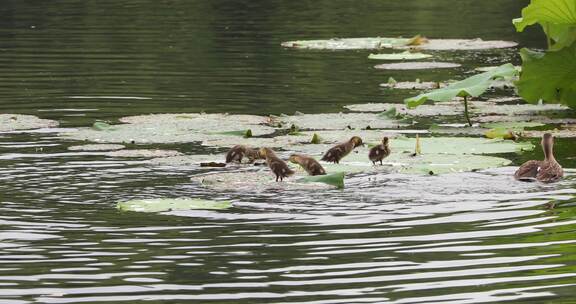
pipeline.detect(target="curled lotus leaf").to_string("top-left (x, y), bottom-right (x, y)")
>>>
top-left (0, 114), bottom-right (59, 132)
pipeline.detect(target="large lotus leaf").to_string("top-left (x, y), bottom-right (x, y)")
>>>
top-left (117, 198), bottom-right (232, 212)
top-left (277, 112), bottom-right (405, 130)
top-left (0, 114), bottom-right (59, 132)
top-left (544, 23), bottom-right (576, 51)
top-left (281, 38), bottom-right (517, 51)
top-left (516, 46), bottom-right (576, 109)
top-left (60, 113), bottom-right (275, 144)
top-left (368, 52), bottom-right (432, 60)
top-left (404, 64), bottom-right (519, 108)
top-left (513, 0), bottom-right (576, 32)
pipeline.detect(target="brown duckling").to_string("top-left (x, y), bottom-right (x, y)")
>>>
top-left (226, 145), bottom-right (262, 163)
top-left (259, 148), bottom-right (295, 182)
top-left (321, 136), bottom-right (363, 164)
top-left (369, 137), bottom-right (391, 165)
top-left (515, 133), bottom-right (563, 183)
top-left (289, 154), bottom-right (326, 176)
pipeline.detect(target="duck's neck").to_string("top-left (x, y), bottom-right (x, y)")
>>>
top-left (543, 141), bottom-right (555, 162)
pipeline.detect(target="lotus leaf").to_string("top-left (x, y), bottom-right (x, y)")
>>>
top-left (68, 144), bottom-right (126, 151)
top-left (281, 38), bottom-right (517, 51)
top-left (105, 149), bottom-right (182, 158)
top-left (277, 112), bottom-right (405, 130)
top-left (405, 64), bottom-right (519, 108)
top-left (513, 0), bottom-right (576, 33)
top-left (375, 62), bottom-right (461, 70)
top-left (380, 81), bottom-right (446, 90)
top-left (516, 46), bottom-right (576, 109)
top-left (296, 172), bottom-right (346, 189)
top-left (192, 171), bottom-right (336, 192)
top-left (60, 113), bottom-right (275, 144)
top-left (117, 198), bottom-right (232, 212)
top-left (0, 114), bottom-right (59, 132)
top-left (368, 52), bottom-right (432, 60)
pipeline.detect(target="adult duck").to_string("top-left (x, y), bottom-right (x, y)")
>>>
top-left (515, 133), bottom-right (563, 183)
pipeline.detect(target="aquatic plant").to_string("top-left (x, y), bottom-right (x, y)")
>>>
top-left (404, 64), bottom-right (519, 126)
top-left (514, 0), bottom-right (576, 109)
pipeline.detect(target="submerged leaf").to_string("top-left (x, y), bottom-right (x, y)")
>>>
top-left (297, 172), bottom-right (345, 189)
top-left (405, 64), bottom-right (519, 108)
top-left (117, 198), bottom-right (232, 212)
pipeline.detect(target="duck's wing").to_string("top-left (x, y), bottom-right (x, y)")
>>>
top-left (321, 145), bottom-right (347, 162)
top-left (536, 161), bottom-right (564, 183)
top-left (514, 160), bottom-right (541, 181)
top-left (308, 160), bottom-right (326, 176)
top-left (368, 146), bottom-right (382, 161)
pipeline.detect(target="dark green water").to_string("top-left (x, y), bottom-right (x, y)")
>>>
top-left (1, 1), bottom-right (576, 303)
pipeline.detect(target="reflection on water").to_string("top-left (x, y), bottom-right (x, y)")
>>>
top-left (1, 0), bottom-right (576, 303)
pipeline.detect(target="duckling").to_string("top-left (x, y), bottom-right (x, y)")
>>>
top-left (289, 154), bottom-right (326, 176)
top-left (369, 137), bottom-right (391, 165)
top-left (321, 136), bottom-right (363, 164)
top-left (259, 148), bottom-right (295, 182)
top-left (515, 133), bottom-right (563, 183)
top-left (225, 145), bottom-right (262, 164)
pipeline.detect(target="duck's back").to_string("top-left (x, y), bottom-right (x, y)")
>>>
top-left (536, 161), bottom-right (564, 183)
top-left (514, 160), bottom-right (541, 181)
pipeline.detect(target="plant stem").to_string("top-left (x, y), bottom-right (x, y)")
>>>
top-left (464, 96), bottom-right (472, 127)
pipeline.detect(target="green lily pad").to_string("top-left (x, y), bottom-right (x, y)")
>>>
top-left (481, 121), bottom-right (545, 129)
top-left (192, 171), bottom-right (337, 192)
top-left (0, 114), bottom-right (59, 132)
top-left (368, 51), bottom-right (432, 60)
top-left (380, 81), bottom-right (446, 90)
top-left (375, 62), bottom-right (461, 70)
top-left (297, 172), bottom-right (345, 189)
top-left (280, 37), bottom-right (411, 50)
top-left (117, 198), bottom-right (232, 212)
top-left (68, 144), bottom-right (126, 151)
top-left (277, 112), bottom-right (405, 130)
top-left (345, 103), bottom-right (463, 117)
top-left (92, 121), bottom-right (116, 131)
top-left (104, 149), bottom-right (182, 158)
top-left (405, 64), bottom-right (519, 108)
top-left (60, 113), bottom-right (275, 144)
top-left (281, 38), bottom-right (517, 51)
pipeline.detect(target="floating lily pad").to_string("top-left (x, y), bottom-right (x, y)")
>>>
top-left (481, 121), bottom-right (545, 129)
top-left (104, 149), bottom-right (182, 158)
top-left (472, 102), bottom-right (570, 116)
top-left (297, 172), bottom-right (346, 189)
top-left (60, 113), bottom-right (275, 144)
top-left (149, 154), bottom-right (228, 166)
top-left (380, 81), bottom-right (447, 90)
top-left (68, 144), bottom-right (126, 151)
top-left (281, 37), bottom-right (517, 51)
top-left (0, 114), bottom-right (59, 132)
top-left (477, 115), bottom-right (576, 124)
top-left (117, 198), bottom-right (232, 212)
top-left (344, 103), bottom-right (463, 117)
top-left (375, 62), bottom-right (461, 70)
top-left (277, 112), bottom-right (405, 130)
top-left (475, 66), bottom-right (522, 73)
top-left (280, 37), bottom-right (411, 50)
top-left (398, 39), bottom-right (518, 51)
top-left (368, 51), bottom-right (432, 60)
top-left (192, 171), bottom-right (337, 192)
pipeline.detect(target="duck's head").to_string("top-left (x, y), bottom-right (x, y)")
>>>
top-left (350, 136), bottom-right (363, 148)
top-left (382, 137), bottom-right (390, 146)
top-left (288, 154), bottom-right (300, 164)
top-left (259, 147), bottom-right (274, 158)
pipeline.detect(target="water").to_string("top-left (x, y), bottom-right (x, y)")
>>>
top-left (1, 0), bottom-right (576, 303)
